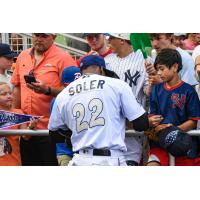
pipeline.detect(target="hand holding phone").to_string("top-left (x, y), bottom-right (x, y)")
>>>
top-left (24, 74), bottom-right (37, 84)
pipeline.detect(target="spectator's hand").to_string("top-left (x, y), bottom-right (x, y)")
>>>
top-left (148, 115), bottom-right (163, 127)
top-left (154, 123), bottom-right (173, 134)
top-left (145, 60), bottom-right (157, 75)
top-left (27, 80), bottom-right (49, 94)
top-left (28, 117), bottom-right (39, 129)
top-left (148, 75), bottom-right (163, 85)
top-left (22, 117), bottom-right (39, 141)
top-left (146, 74), bottom-right (162, 96)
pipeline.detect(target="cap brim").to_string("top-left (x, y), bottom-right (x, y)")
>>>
top-left (4, 52), bottom-right (17, 58)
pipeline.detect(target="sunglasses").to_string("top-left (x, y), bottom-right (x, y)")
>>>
top-left (33, 33), bottom-right (50, 38)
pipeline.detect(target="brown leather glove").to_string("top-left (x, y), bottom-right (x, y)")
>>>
top-left (144, 127), bottom-right (159, 142)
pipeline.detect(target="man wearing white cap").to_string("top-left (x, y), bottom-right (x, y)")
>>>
top-left (105, 33), bottom-right (149, 166)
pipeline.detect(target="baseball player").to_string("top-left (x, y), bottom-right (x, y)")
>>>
top-left (104, 33), bottom-right (149, 165)
top-left (48, 55), bottom-right (149, 166)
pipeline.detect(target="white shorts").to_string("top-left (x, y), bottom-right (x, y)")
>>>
top-left (68, 149), bottom-right (127, 166)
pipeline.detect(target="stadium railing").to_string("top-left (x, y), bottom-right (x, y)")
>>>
top-left (0, 129), bottom-right (199, 166)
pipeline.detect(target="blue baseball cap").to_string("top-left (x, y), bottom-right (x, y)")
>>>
top-left (80, 55), bottom-right (106, 70)
top-left (0, 43), bottom-right (17, 58)
top-left (80, 55), bottom-right (119, 78)
top-left (61, 66), bottom-right (81, 83)
top-left (158, 126), bottom-right (193, 157)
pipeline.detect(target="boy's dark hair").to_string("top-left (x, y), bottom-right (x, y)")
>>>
top-left (154, 48), bottom-right (182, 72)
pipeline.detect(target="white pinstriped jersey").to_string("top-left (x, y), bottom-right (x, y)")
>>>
top-left (105, 50), bottom-right (148, 162)
top-left (48, 74), bottom-right (145, 152)
top-left (105, 50), bottom-right (148, 107)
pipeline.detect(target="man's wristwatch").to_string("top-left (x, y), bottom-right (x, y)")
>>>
top-left (44, 87), bottom-right (52, 95)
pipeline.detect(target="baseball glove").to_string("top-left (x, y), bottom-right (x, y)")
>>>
top-left (144, 127), bottom-right (159, 142)
top-left (144, 124), bottom-right (173, 142)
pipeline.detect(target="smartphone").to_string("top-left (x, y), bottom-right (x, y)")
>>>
top-left (24, 74), bottom-right (37, 84)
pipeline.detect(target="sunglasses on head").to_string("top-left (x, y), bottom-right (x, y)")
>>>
top-left (33, 33), bottom-right (50, 38)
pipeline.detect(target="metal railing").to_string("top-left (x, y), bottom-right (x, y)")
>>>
top-left (1, 33), bottom-right (88, 58)
top-left (18, 33), bottom-right (88, 57)
top-left (0, 129), bottom-right (199, 166)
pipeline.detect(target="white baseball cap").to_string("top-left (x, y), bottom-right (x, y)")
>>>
top-left (174, 33), bottom-right (186, 36)
top-left (104, 33), bottom-right (130, 41)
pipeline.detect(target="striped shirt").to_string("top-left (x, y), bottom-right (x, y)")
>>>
top-left (105, 50), bottom-right (148, 107)
top-left (105, 49), bottom-right (148, 162)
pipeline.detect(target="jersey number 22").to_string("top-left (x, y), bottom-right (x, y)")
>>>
top-left (72, 98), bottom-right (105, 133)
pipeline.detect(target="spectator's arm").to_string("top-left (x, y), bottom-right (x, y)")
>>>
top-left (145, 60), bottom-right (157, 76)
top-left (12, 86), bottom-right (21, 109)
top-left (48, 86), bottom-right (64, 97)
top-left (26, 81), bottom-right (64, 97)
top-left (177, 120), bottom-right (197, 132)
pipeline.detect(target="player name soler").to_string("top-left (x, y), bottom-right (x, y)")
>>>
top-left (68, 79), bottom-right (105, 96)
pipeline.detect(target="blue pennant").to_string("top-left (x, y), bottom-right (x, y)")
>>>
top-left (0, 110), bottom-right (41, 129)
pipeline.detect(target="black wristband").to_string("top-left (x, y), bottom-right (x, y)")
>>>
top-left (44, 87), bottom-right (51, 95)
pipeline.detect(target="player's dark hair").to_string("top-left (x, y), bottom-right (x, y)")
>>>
top-left (154, 48), bottom-right (182, 72)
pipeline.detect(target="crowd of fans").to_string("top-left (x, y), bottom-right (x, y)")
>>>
top-left (0, 33), bottom-right (200, 166)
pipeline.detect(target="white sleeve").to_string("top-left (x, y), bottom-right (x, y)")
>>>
top-left (192, 45), bottom-right (200, 61)
top-left (179, 55), bottom-right (197, 85)
top-left (120, 82), bottom-right (145, 121)
top-left (48, 97), bottom-right (68, 131)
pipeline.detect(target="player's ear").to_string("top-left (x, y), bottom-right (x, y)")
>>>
top-left (99, 67), bottom-right (105, 75)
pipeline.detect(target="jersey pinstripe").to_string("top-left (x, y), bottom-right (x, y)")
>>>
top-left (105, 50), bottom-right (148, 107)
